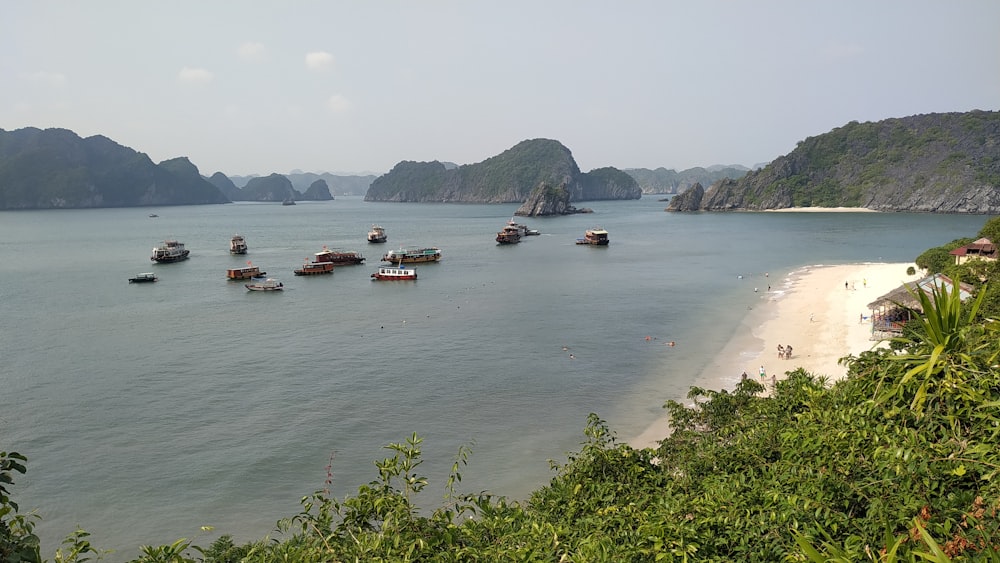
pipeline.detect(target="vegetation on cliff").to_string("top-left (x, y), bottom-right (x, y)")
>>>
top-left (667, 110), bottom-right (1000, 213)
top-left (0, 127), bottom-right (228, 209)
top-left (364, 139), bottom-right (640, 203)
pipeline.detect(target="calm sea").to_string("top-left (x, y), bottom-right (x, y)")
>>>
top-left (0, 198), bottom-right (987, 559)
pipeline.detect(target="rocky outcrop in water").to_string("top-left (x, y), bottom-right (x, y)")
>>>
top-left (514, 183), bottom-right (593, 216)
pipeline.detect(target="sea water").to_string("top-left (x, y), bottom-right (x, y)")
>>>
top-left (0, 198), bottom-right (986, 559)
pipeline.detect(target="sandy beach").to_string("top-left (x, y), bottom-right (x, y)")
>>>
top-left (630, 262), bottom-right (921, 449)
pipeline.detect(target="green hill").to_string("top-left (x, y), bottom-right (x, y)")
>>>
top-left (364, 138), bottom-right (641, 203)
top-left (667, 110), bottom-right (1000, 213)
top-left (0, 127), bottom-right (228, 209)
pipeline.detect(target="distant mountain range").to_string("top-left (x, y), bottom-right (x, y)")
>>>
top-left (7, 111), bottom-right (997, 213)
top-left (668, 110), bottom-right (1000, 213)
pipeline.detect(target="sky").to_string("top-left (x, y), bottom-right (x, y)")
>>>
top-left (2, 1), bottom-right (999, 177)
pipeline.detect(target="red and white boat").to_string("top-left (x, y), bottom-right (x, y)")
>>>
top-left (371, 263), bottom-right (417, 281)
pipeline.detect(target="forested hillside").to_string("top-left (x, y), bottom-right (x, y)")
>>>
top-left (364, 138), bottom-right (641, 203)
top-left (668, 110), bottom-right (1000, 213)
top-left (0, 127), bottom-right (228, 209)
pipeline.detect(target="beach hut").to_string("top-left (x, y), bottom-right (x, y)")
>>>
top-left (866, 273), bottom-right (974, 337)
top-left (949, 237), bottom-right (997, 266)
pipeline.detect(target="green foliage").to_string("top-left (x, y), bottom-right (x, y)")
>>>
top-left (916, 239), bottom-right (974, 273)
top-left (977, 216), bottom-right (1000, 243)
top-left (1, 451), bottom-right (40, 563)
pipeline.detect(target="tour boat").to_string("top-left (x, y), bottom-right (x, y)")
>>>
top-left (246, 278), bottom-right (284, 291)
top-left (371, 263), bottom-right (417, 281)
top-left (227, 262), bottom-right (265, 280)
top-left (367, 224), bottom-right (388, 243)
top-left (230, 234), bottom-right (248, 254)
top-left (150, 240), bottom-right (190, 262)
top-left (128, 272), bottom-right (158, 283)
top-left (381, 246), bottom-right (441, 263)
top-left (496, 224), bottom-right (522, 244)
top-left (575, 228), bottom-right (610, 246)
top-left (294, 260), bottom-right (335, 276)
top-left (507, 218), bottom-right (539, 237)
top-left (314, 247), bottom-right (365, 265)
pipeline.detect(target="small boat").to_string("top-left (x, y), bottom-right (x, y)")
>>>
top-left (576, 228), bottom-right (610, 246)
top-left (371, 263), bottom-right (417, 281)
top-left (282, 196), bottom-right (296, 206)
top-left (246, 278), bottom-right (284, 291)
top-left (496, 224), bottom-right (522, 245)
top-left (294, 260), bottom-right (335, 276)
top-left (227, 261), bottom-right (266, 280)
top-left (148, 214), bottom-right (158, 218)
top-left (128, 272), bottom-right (158, 283)
top-left (314, 247), bottom-right (365, 265)
top-left (230, 234), bottom-right (248, 254)
top-left (151, 240), bottom-right (190, 262)
top-left (367, 224), bottom-right (388, 243)
top-left (382, 246), bottom-right (441, 263)
top-left (507, 218), bottom-right (539, 237)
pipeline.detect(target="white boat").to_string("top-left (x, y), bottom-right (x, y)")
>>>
top-left (367, 224), bottom-right (388, 243)
top-left (507, 218), bottom-right (539, 237)
top-left (371, 263), bottom-right (417, 281)
top-left (230, 234), bottom-right (248, 254)
top-left (151, 240), bottom-right (190, 262)
top-left (245, 278), bottom-right (284, 291)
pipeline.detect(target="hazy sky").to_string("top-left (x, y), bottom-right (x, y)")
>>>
top-left (3, 1), bottom-right (998, 176)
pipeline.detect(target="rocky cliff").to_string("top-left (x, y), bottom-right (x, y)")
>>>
top-left (667, 111), bottom-right (1000, 213)
top-left (0, 127), bottom-right (229, 209)
top-left (364, 139), bottom-right (641, 203)
top-left (514, 183), bottom-right (593, 216)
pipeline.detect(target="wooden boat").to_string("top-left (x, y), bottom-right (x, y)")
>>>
top-left (367, 224), bottom-right (388, 243)
top-left (576, 228), bottom-right (610, 246)
top-left (151, 240), bottom-right (190, 262)
top-left (230, 234), bottom-right (248, 254)
top-left (314, 247), bottom-right (365, 265)
top-left (382, 246), bottom-right (441, 263)
top-left (227, 262), bottom-right (266, 280)
top-left (371, 263), bottom-right (417, 281)
top-left (496, 224), bottom-right (522, 244)
top-left (246, 278), bottom-right (283, 291)
top-left (294, 260), bottom-right (335, 276)
top-left (282, 196), bottom-right (296, 206)
top-left (128, 272), bottom-right (158, 283)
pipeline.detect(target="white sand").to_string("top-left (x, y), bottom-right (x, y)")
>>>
top-left (629, 262), bottom-right (921, 449)
top-left (766, 207), bottom-right (879, 213)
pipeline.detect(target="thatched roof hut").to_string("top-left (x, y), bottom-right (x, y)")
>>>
top-left (867, 273), bottom-right (974, 312)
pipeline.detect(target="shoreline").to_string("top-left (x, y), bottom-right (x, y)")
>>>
top-left (766, 207), bottom-right (878, 213)
top-left (630, 262), bottom-right (920, 449)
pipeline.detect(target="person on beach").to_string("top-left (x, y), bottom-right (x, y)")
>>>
top-left (785, 345), bottom-right (792, 359)
top-left (741, 370), bottom-right (748, 381)
top-left (759, 365), bottom-right (766, 380)
top-left (777, 344), bottom-right (785, 358)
